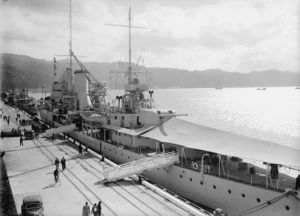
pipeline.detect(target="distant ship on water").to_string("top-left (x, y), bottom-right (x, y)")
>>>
top-left (256, 87), bottom-right (267, 90)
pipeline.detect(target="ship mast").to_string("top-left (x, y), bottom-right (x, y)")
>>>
top-left (105, 7), bottom-right (145, 85)
top-left (128, 7), bottom-right (132, 84)
top-left (69, 0), bottom-right (73, 79)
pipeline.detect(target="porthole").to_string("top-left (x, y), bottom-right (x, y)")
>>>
top-left (285, 206), bottom-right (290, 211)
top-left (213, 185), bottom-right (216, 189)
top-left (190, 178), bottom-right (192, 182)
top-left (180, 175), bottom-right (182, 178)
top-left (257, 198), bottom-right (260, 203)
top-left (128, 156), bottom-right (130, 159)
top-left (228, 189), bottom-right (231, 194)
top-left (200, 181), bottom-right (203, 185)
top-left (157, 168), bottom-right (160, 170)
top-left (242, 194), bottom-right (245, 198)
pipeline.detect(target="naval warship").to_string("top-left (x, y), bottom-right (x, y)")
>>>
top-left (38, 4), bottom-right (300, 216)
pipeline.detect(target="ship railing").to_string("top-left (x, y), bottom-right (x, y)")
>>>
top-left (178, 158), bottom-right (296, 193)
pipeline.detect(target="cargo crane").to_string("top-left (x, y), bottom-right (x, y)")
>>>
top-left (72, 52), bottom-right (107, 110)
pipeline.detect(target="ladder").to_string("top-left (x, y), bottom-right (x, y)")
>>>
top-left (102, 152), bottom-right (179, 183)
top-left (45, 124), bottom-right (76, 136)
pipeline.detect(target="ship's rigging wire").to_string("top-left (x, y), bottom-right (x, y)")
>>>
top-left (284, 166), bottom-right (291, 173)
top-left (134, 30), bottom-right (151, 88)
top-left (231, 190), bottom-right (292, 216)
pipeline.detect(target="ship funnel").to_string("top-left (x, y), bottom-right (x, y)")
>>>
top-left (74, 70), bottom-right (92, 110)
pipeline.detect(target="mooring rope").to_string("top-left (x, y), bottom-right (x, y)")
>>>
top-left (231, 190), bottom-right (291, 216)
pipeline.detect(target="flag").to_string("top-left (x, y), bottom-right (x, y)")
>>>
top-left (53, 57), bottom-right (57, 76)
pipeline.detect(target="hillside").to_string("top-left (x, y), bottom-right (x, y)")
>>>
top-left (1, 53), bottom-right (300, 90)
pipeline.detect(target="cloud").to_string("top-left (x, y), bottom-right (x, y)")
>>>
top-left (0, 0), bottom-right (299, 73)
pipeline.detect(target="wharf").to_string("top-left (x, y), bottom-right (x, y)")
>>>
top-left (0, 103), bottom-right (209, 216)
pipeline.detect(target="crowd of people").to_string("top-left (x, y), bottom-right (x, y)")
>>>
top-left (82, 201), bottom-right (102, 216)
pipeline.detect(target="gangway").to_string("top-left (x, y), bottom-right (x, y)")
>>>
top-left (45, 124), bottom-right (76, 136)
top-left (102, 152), bottom-right (179, 183)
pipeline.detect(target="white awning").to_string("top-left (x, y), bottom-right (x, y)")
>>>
top-left (142, 118), bottom-right (300, 167)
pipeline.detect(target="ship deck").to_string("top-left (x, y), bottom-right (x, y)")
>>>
top-left (93, 134), bottom-right (298, 194)
top-left (0, 102), bottom-right (210, 216)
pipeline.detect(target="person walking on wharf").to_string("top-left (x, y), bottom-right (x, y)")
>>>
top-left (82, 202), bottom-right (91, 216)
top-left (55, 158), bottom-right (59, 170)
top-left (20, 136), bottom-right (23, 146)
top-left (295, 175), bottom-right (300, 190)
top-left (61, 157), bottom-right (66, 171)
top-left (54, 168), bottom-right (59, 184)
top-left (97, 201), bottom-right (102, 216)
top-left (79, 144), bottom-right (83, 155)
top-left (92, 203), bottom-right (97, 216)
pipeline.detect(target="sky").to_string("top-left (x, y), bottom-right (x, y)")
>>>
top-left (0, 0), bottom-right (299, 73)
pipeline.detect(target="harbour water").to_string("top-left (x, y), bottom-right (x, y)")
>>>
top-left (30, 87), bottom-right (300, 149)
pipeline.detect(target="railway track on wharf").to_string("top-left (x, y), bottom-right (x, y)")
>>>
top-left (51, 137), bottom-right (186, 216)
top-left (33, 135), bottom-right (187, 216)
top-left (30, 137), bottom-right (119, 216)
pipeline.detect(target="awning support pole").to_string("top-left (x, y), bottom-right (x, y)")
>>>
top-left (266, 163), bottom-right (269, 189)
top-left (181, 148), bottom-right (188, 167)
top-left (104, 129), bottom-right (106, 141)
top-left (218, 155), bottom-right (221, 177)
top-left (201, 153), bottom-right (209, 179)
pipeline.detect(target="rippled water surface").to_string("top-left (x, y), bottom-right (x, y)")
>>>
top-left (152, 87), bottom-right (300, 149)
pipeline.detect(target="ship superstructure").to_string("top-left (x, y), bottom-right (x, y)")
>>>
top-left (15, 89), bottom-right (38, 115)
top-left (38, 0), bottom-right (107, 127)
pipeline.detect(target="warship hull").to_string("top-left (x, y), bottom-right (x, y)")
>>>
top-left (49, 123), bottom-right (298, 216)
top-left (17, 104), bottom-right (38, 115)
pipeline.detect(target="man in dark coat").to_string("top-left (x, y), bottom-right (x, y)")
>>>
top-left (79, 144), bottom-right (83, 155)
top-left (270, 164), bottom-right (279, 179)
top-left (61, 157), bottom-right (66, 171)
top-left (20, 136), bottom-right (23, 146)
top-left (97, 201), bottom-right (102, 216)
top-left (55, 158), bottom-right (59, 169)
top-left (295, 175), bottom-right (300, 190)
